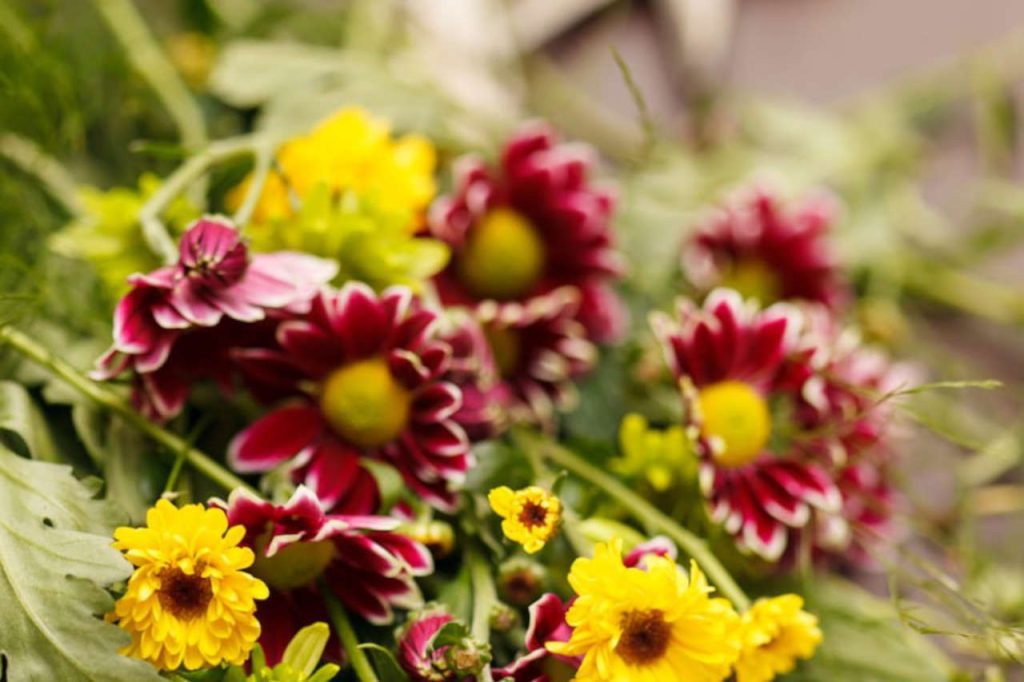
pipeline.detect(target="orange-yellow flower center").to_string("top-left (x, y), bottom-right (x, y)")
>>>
top-left (252, 537), bottom-right (336, 591)
top-left (484, 323), bottom-right (521, 377)
top-left (616, 609), bottom-right (672, 666)
top-left (320, 358), bottom-right (411, 448)
top-left (721, 258), bottom-right (781, 304)
top-left (456, 208), bottom-right (545, 300)
top-left (697, 380), bottom-right (772, 468)
top-left (157, 566), bottom-right (213, 621)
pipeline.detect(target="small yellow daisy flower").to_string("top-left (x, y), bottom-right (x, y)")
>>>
top-left (109, 499), bottom-right (269, 671)
top-left (547, 538), bottom-right (741, 682)
top-left (734, 594), bottom-right (823, 682)
top-left (488, 486), bottom-right (561, 554)
top-left (611, 413), bottom-right (695, 492)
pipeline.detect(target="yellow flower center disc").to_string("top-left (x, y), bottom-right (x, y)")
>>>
top-left (697, 380), bottom-right (772, 468)
top-left (320, 358), bottom-right (411, 448)
top-left (456, 208), bottom-right (546, 300)
top-left (721, 258), bottom-right (781, 304)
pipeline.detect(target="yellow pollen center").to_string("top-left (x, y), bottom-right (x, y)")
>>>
top-left (721, 258), bottom-right (781, 304)
top-left (616, 609), bottom-right (671, 666)
top-left (456, 208), bottom-right (546, 300)
top-left (252, 537), bottom-right (336, 591)
top-left (697, 380), bottom-right (772, 468)
top-left (484, 323), bottom-right (521, 377)
top-left (320, 358), bottom-right (411, 448)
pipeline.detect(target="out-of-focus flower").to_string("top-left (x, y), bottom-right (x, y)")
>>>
top-left (651, 289), bottom-right (841, 561)
top-left (546, 539), bottom-right (741, 681)
top-left (109, 500), bottom-right (268, 671)
top-left (430, 122), bottom-right (626, 344)
top-left (437, 311), bottom-right (508, 442)
top-left (683, 186), bottom-right (847, 309)
top-left (612, 413), bottom-right (695, 492)
top-left (493, 593), bottom-right (577, 682)
top-left (230, 107), bottom-right (436, 229)
top-left (48, 174), bottom-right (198, 298)
top-left (488, 485), bottom-right (562, 554)
top-left (734, 595), bottom-right (822, 682)
top-left (397, 606), bottom-right (491, 681)
top-left (92, 217), bottom-right (336, 420)
top-left (497, 558), bottom-right (546, 607)
top-left (215, 487), bottom-right (432, 666)
top-left (623, 536), bottom-right (678, 569)
top-left (229, 283), bottom-right (481, 512)
top-left (476, 287), bottom-right (596, 426)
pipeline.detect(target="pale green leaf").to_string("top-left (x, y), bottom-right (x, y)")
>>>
top-left (0, 447), bottom-right (162, 681)
top-left (0, 380), bottom-right (59, 462)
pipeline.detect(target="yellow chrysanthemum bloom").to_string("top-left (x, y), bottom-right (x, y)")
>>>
top-left (109, 499), bottom-right (269, 671)
top-left (734, 594), bottom-right (822, 682)
top-left (488, 486), bottom-right (562, 554)
top-left (229, 107), bottom-right (436, 230)
top-left (547, 539), bottom-right (741, 682)
top-left (611, 413), bottom-right (695, 492)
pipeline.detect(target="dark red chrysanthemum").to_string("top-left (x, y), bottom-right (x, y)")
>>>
top-left (214, 486), bottom-right (432, 665)
top-left (652, 289), bottom-right (841, 561)
top-left (683, 186), bottom-right (848, 309)
top-left (430, 122), bottom-right (626, 345)
top-left (229, 283), bottom-right (477, 512)
top-left (93, 217), bottom-right (336, 420)
top-left (493, 593), bottom-right (578, 682)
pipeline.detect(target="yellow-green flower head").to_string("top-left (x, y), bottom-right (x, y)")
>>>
top-left (488, 486), bottom-right (562, 554)
top-left (612, 413), bottom-right (695, 492)
top-left (109, 499), bottom-right (269, 671)
top-left (547, 538), bottom-right (741, 682)
top-left (734, 594), bottom-right (822, 682)
top-left (48, 174), bottom-right (198, 297)
top-left (229, 107), bottom-right (436, 230)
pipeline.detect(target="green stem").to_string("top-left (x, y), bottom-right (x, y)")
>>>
top-left (539, 436), bottom-right (751, 611)
top-left (0, 325), bottom-right (255, 495)
top-left (902, 257), bottom-right (1024, 326)
top-left (320, 579), bottom-right (379, 682)
top-left (466, 548), bottom-right (495, 682)
top-left (231, 139), bottom-right (276, 228)
top-left (0, 133), bottom-right (84, 217)
top-left (138, 134), bottom-right (263, 263)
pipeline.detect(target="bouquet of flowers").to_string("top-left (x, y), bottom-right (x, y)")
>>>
top-left (1, 2), bottom-right (1021, 681)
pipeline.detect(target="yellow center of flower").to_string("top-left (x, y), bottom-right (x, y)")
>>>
top-left (157, 566), bottom-right (213, 621)
top-left (484, 323), bottom-right (521, 377)
top-left (616, 609), bottom-right (672, 666)
top-left (721, 258), bottom-right (781, 304)
top-left (697, 380), bottom-right (772, 468)
top-left (252, 538), bottom-right (336, 591)
top-left (320, 358), bottom-right (411, 448)
top-left (456, 208), bottom-right (546, 300)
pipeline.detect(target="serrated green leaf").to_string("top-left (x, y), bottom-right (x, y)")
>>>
top-left (0, 380), bottom-right (59, 462)
top-left (0, 446), bottom-right (162, 681)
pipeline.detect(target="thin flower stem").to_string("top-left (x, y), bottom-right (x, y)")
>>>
top-left (320, 579), bottom-right (379, 682)
top-left (466, 548), bottom-right (496, 682)
top-left (537, 435), bottom-right (751, 611)
top-left (0, 325), bottom-right (255, 495)
top-left (232, 139), bottom-right (276, 228)
top-left (138, 134), bottom-right (264, 263)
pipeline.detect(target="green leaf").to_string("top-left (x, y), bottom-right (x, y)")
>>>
top-left (0, 446), bottom-right (162, 681)
top-left (0, 380), bottom-right (59, 462)
top-left (359, 643), bottom-right (410, 682)
top-left (281, 622), bottom-right (331, 678)
top-left (787, 578), bottom-right (953, 682)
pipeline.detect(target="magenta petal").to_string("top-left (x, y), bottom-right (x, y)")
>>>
top-left (411, 383), bottom-right (462, 422)
top-left (113, 287), bottom-right (161, 353)
top-left (228, 404), bottom-right (323, 473)
top-left (332, 283), bottom-right (389, 359)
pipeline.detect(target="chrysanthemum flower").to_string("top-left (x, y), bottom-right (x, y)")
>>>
top-left (214, 487), bottom-right (432, 665)
top-left (488, 486), bottom-right (562, 554)
top-left (230, 283), bottom-right (479, 512)
top-left (430, 122), bottom-right (626, 344)
top-left (612, 413), bottom-right (695, 492)
top-left (651, 289), bottom-right (841, 561)
top-left (396, 606), bottom-right (490, 681)
top-left (547, 539), bottom-right (741, 682)
top-left (475, 287), bottom-right (596, 425)
top-left (437, 311), bottom-right (509, 442)
top-left (683, 186), bottom-right (847, 309)
top-left (93, 217), bottom-right (336, 420)
top-left (734, 594), bottom-right (822, 682)
top-left (109, 499), bottom-right (268, 671)
top-left (493, 593), bottom-right (577, 682)
top-left (229, 107), bottom-right (436, 230)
